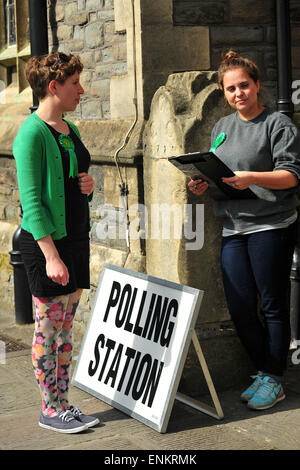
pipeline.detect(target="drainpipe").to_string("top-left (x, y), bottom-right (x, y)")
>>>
top-left (28, 0), bottom-right (49, 112)
top-left (275, 0), bottom-right (293, 117)
top-left (113, 0), bottom-right (138, 269)
top-left (276, 0), bottom-right (300, 345)
top-left (290, 248), bottom-right (300, 347)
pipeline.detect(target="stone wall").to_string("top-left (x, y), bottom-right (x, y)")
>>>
top-left (0, 156), bottom-right (18, 315)
top-left (0, 0), bottom-right (146, 326)
top-left (291, 0), bottom-right (300, 114)
top-left (112, 0), bottom-right (210, 120)
top-left (143, 71), bottom-right (254, 395)
top-left (0, 121), bottom-right (146, 325)
top-left (49, 0), bottom-right (127, 120)
top-left (173, 0), bottom-right (300, 111)
top-left (0, 0), bottom-right (300, 396)
top-left (142, 64), bottom-right (300, 394)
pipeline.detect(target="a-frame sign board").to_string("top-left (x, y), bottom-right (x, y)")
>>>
top-left (72, 264), bottom-right (224, 433)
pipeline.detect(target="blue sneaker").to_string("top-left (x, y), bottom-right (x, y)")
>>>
top-left (247, 376), bottom-right (285, 410)
top-left (240, 371), bottom-right (264, 402)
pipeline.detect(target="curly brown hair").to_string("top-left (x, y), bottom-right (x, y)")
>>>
top-left (218, 50), bottom-right (260, 91)
top-left (25, 52), bottom-right (83, 99)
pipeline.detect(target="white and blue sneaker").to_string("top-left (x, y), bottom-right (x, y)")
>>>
top-left (240, 371), bottom-right (264, 402)
top-left (247, 376), bottom-right (285, 410)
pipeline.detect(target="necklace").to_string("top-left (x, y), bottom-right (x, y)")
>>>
top-left (58, 134), bottom-right (78, 178)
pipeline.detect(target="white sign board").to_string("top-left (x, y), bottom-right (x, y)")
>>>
top-left (72, 264), bottom-right (203, 433)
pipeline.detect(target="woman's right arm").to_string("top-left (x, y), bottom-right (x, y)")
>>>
top-left (37, 235), bottom-right (69, 286)
top-left (13, 126), bottom-right (56, 239)
top-left (14, 125), bottom-right (69, 286)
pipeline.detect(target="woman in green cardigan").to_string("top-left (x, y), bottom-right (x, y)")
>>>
top-left (13, 52), bottom-right (99, 433)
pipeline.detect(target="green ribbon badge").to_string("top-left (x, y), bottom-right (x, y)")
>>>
top-left (58, 134), bottom-right (78, 178)
top-left (210, 132), bottom-right (227, 154)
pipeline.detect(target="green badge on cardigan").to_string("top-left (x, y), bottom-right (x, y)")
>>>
top-left (58, 134), bottom-right (78, 178)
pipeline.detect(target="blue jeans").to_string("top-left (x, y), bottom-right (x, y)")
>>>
top-left (221, 222), bottom-right (297, 377)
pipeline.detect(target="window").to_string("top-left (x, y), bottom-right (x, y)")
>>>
top-left (0, 0), bottom-right (30, 96)
top-left (4, 0), bottom-right (16, 46)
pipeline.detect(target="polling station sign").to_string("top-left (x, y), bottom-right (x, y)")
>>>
top-left (72, 264), bottom-right (203, 433)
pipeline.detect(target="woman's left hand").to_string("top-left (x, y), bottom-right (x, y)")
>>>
top-left (78, 172), bottom-right (95, 195)
top-left (222, 171), bottom-right (254, 190)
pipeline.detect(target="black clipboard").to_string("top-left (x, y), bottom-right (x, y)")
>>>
top-left (168, 151), bottom-right (257, 200)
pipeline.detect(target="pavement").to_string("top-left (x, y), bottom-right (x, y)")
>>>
top-left (1, 309), bottom-right (300, 455)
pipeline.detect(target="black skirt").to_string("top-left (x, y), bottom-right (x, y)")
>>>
top-left (20, 229), bottom-right (90, 298)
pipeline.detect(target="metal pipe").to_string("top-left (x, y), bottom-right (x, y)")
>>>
top-left (113, 0), bottom-right (139, 269)
top-left (28, 0), bottom-right (49, 112)
top-left (275, 1), bottom-right (300, 344)
top-left (290, 247), bottom-right (300, 346)
top-left (275, 0), bottom-right (294, 117)
top-left (9, 226), bottom-right (33, 324)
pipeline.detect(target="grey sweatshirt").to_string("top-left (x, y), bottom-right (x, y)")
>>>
top-left (211, 108), bottom-right (300, 232)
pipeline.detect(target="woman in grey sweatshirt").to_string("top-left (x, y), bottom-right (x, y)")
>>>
top-left (189, 50), bottom-right (300, 411)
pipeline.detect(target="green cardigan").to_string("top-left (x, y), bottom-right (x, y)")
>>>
top-left (13, 112), bottom-right (90, 240)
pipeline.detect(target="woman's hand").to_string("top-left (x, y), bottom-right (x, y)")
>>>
top-left (187, 178), bottom-right (208, 196)
top-left (37, 234), bottom-right (69, 286)
top-left (78, 172), bottom-right (95, 195)
top-left (46, 256), bottom-right (69, 286)
top-left (222, 171), bottom-right (254, 190)
top-left (222, 169), bottom-right (298, 190)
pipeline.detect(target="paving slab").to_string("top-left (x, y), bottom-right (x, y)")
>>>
top-left (1, 348), bottom-right (300, 451)
top-left (1, 311), bottom-right (300, 452)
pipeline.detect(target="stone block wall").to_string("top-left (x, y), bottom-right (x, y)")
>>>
top-left (173, 0), bottom-right (300, 111)
top-left (173, 0), bottom-right (276, 74)
top-left (0, 156), bottom-right (18, 315)
top-left (0, 150), bottom-right (146, 325)
top-left (143, 71), bottom-right (255, 394)
top-left (0, 0), bottom-right (299, 395)
top-left (291, 0), bottom-right (300, 112)
top-left (49, 0), bottom-right (127, 120)
top-left (45, 0), bottom-right (146, 326)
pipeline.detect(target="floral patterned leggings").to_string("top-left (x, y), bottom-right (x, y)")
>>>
top-left (32, 289), bottom-right (82, 417)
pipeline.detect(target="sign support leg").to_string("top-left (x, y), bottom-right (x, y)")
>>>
top-left (176, 330), bottom-right (224, 420)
